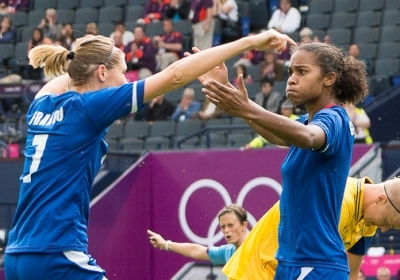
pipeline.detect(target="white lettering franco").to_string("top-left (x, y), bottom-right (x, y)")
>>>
top-left (30, 107), bottom-right (64, 126)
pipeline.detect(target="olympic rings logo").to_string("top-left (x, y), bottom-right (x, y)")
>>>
top-left (178, 177), bottom-right (282, 246)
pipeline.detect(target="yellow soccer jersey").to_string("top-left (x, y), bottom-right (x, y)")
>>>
top-left (339, 177), bottom-right (377, 250)
top-left (223, 177), bottom-right (377, 280)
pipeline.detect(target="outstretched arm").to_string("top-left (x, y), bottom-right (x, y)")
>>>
top-left (147, 230), bottom-right (210, 261)
top-left (143, 29), bottom-right (296, 102)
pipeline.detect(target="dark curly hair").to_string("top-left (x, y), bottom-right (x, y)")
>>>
top-left (293, 42), bottom-right (369, 105)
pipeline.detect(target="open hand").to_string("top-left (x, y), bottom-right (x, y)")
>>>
top-left (202, 74), bottom-right (251, 118)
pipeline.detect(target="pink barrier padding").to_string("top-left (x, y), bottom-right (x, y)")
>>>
top-left (361, 254), bottom-right (400, 276)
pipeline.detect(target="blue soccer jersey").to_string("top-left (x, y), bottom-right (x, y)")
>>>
top-left (6, 81), bottom-right (145, 254)
top-left (276, 106), bottom-right (354, 273)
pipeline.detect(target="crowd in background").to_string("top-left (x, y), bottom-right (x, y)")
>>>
top-left (0, 0), bottom-right (384, 152)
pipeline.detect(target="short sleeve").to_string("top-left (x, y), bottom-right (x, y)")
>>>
top-left (207, 245), bottom-right (235, 265)
top-left (83, 80), bottom-right (145, 130)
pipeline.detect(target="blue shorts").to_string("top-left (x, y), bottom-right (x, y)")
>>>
top-left (274, 265), bottom-right (349, 280)
top-left (5, 251), bottom-right (107, 280)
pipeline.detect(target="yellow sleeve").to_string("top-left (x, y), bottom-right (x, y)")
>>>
top-left (339, 177), bottom-right (377, 251)
top-left (223, 202), bottom-right (280, 280)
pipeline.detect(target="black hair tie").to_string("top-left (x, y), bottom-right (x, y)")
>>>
top-left (66, 50), bottom-right (75, 60)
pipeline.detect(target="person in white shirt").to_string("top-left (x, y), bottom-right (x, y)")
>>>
top-left (267, 0), bottom-right (301, 34)
top-left (109, 21), bottom-right (134, 47)
top-left (214, 0), bottom-right (238, 23)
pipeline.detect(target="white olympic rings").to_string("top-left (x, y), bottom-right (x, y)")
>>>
top-left (178, 177), bottom-right (282, 246)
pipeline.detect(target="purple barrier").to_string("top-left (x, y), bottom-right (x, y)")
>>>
top-left (87, 144), bottom-right (374, 280)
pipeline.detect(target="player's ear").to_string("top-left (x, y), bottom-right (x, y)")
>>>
top-left (323, 72), bottom-right (336, 87)
top-left (96, 65), bottom-right (106, 82)
top-left (376, 194), bottom-right (387, 204)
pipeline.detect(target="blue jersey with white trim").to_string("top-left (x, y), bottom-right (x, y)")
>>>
top-left (277, 106), bottom-right (354, 272)
top-left (6, 81), bottom-right (145, 253)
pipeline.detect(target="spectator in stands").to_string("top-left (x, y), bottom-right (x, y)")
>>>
top-left (348, 43), bottom-right (371, 76)
top-left (109, 21), bottom-right (134, 47)
top-left (276, 44), bottom-right (291, 66)
top-left (298, 27), bottom-right (314, 45)
top-left (28, 28), bottom-right (52, 51)
top-left (191, 98), bottom-right (226, 121)
top-left (190, 0), bottom-right (215, 50)
top-left (233, 64), bottom-right (253, 88)
top-left (344, 103), bottom-right (373, 144)
top-left (267, 0), bottom-right (301, 34)
top-left (171, 87), bottom-right (201, 121)
top-left (125, 25), bottom-right (157, 79)
top-left (57, 23), bottom-right (76, 51)
top-left (214, 0), bottom-right (240, 43)
top-left (136, 94), bottom-right (176, 123)
top-left (37, 8), bottom-right (63, 43)
top-left (85, 22), bottom-right (99, 35)
top-left (278, 99), bottom-right (298, 119)
top-left (254, 76), bottom-right (282, 114)
top-left (323, 34), bottom-right (331, 45)
top-left (148, 205), bottom-right (248, 265)
top-left (165, 0), bottom-right (191, 21)
top-left (26, 28), bottom-right (52, 80)
top-left (377, 266), bottom-right (391, 280)
top-left (358, 269), bottom-right (366, 280)
top-left (260, 49), bottom-right (284, 81)
top-left (0, 0), bottom-right (29, 14)
top-left (0, 16), bottom-right (15, 43)
top-left (233, 33), bottom-right (264, 67)
top-left (113, 30), bottom-right (125, 51)
top-left (137, 0), bottom-right (171, 24)
top-left (153, 19), bottom-right (183, 71)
